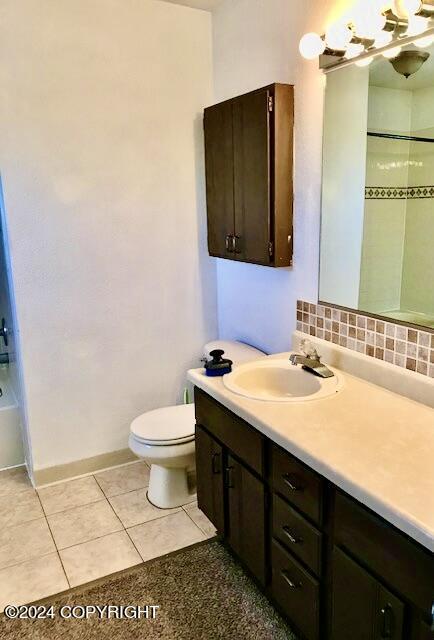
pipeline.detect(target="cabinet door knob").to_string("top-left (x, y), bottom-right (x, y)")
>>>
top-left (380, 604), bottom-right (393, 639)
top-left (281, 570), bottom-right (301, 590)
top-left (225, 234), bottom-right (233, 252)
top-left (282, 526), bottom-right (302, 545)
top-left (282, 473), bottom-right (303, 492)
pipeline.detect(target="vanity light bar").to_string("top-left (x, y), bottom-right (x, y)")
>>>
top-left (299, 0), bottom-right (434, 68)
top-left (321, 26), bottom-right (434, 73)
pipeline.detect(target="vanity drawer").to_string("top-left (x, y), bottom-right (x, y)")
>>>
top-left (271, 539), bottom-right (320, 640)
top-left (272, 445), bottom-right (324, 525)
top-left (334, 491), bottom-right (434, 614)
top-left (273, 494), bottom-right (322, 576)
top-left (194, 387), bottom-right (264, 476)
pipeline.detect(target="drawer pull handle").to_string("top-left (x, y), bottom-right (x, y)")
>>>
top-left (282, 474), bottom-right (303, 492)
top-left (282, 526), bottom-right (302, 545)
top-left (225, 466), bottom-right (235, 489)
top-left (281, 570), bottom-right (301, 590)
top-left (211, 452), bottom-right (221, 475)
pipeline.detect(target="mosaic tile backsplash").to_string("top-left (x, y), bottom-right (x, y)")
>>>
top-left (296, 301), bottom-right (434, 379)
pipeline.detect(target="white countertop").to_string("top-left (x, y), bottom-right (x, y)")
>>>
top-left (188, 353), bottom-right (434, 552)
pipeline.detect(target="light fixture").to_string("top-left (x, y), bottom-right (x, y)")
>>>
top-left (382, 45), bottom-right (403, 57)
top-left (325, 23), bottom-right (353, 50)
top-left (355, 56), bottom-right (374, 67)
top-left (353, 8), bottom-right (387, 39)
top-left (374, 30), bottom-right (394, 47)
top-left (406, 14), bottom-right (429, 34)
top-left (298, 0), bottom-right (434, 67)
top-left (345, 43), bottom-right (365, 59)
top-left (299, 32), bottom-right (326, 59)
top-left (414, 33), bottom-right (434, 46)
top-left (393, 0), bottom-right (422, 18)
top-left (389, 49), bottom-right (430, 76)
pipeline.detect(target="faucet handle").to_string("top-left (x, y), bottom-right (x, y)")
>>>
top-left (300, 338), bottom-right (319, 360)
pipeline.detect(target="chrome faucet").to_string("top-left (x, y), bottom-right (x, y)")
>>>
top-left (289, 339), bottom-right (335, 379)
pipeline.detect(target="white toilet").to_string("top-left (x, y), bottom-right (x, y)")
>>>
top-left (128, 340), bottom-right (266, 509)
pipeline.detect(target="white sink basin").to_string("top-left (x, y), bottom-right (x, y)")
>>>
top-left (223, 357), bottom-right (343, 402)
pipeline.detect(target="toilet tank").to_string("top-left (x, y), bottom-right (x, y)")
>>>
top-left (203, 340), bottom-right (266, 367)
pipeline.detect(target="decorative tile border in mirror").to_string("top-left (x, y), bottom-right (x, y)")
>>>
top-left (365, 186), bottom-right (434, 200)
top-left (296, 301), bottom-right (434, 379)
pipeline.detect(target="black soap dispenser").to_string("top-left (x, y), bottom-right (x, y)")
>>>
top-left (204, 350), bottom-right (233, 377)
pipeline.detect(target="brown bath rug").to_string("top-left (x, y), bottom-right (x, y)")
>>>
top-left (0, 540), bottom-right (297, 639)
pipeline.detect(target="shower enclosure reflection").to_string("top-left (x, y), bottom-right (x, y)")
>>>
top-left (320, 39), bottom-right (434, 330)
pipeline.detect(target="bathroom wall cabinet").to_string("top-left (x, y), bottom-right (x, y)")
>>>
top-left (194, 387), bottom-right (434, 640)
top-left (203, 83), bottom-right (294, 267)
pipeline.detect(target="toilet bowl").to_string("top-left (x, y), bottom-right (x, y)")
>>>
top-left (129, 340), bottom-right (266, 509)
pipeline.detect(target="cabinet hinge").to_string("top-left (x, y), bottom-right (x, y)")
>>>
top-left (268, 241), bottom-right (274, 258)
top-left (268, 95), bottom-right (274, 112)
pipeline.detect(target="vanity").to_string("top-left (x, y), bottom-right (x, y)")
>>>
top-left (188, 352), bottom-right (434, 640)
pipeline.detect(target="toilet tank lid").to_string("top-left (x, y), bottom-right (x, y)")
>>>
top-left (203, 340), bottom-right (266, 365)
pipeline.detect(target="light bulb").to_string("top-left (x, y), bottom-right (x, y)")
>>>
top-left (374, 30), bottom-right (393, 47)
top-left (345, 43), bottom-right (365, 59)
top-left (353, 8), bottom-right (387, 39)
top-left (356, 56), bottom-right (374, 66)
top-left (325, 23), bottom-right (353, 50)
top-left (299, 32), bottom-right (326, 59)
top-left (382, 45), bottom-right (402, 58)
top-left (414, 34), bottom-right (434, 47)
top-left (393, 0), bottom-right (422, 18)
top-left (406, 14), bottom-right (428, 35)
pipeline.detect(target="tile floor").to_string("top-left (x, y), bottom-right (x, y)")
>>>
top-left (0, 462), bottom-right (216, 610)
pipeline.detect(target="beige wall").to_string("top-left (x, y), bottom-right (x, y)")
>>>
top-left (0, 0), bottom-right (217, 473)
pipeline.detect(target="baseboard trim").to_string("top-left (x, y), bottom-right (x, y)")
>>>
top-left (33, 448), bottom-right (138, 487)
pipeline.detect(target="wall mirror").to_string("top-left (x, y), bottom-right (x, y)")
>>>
top-left (319, 38), bottom-right (434, 330)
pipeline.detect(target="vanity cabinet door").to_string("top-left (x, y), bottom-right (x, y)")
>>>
top-left (226, 454), bottom-right (266, 585)
top-left (418, 620), bottom-right (434, 640)
top-left (332, 547), bottom-right (405, 640)
top-left (195, 425), bottom-right (225, 534)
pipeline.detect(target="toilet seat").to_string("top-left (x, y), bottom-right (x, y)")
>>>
top-left (130, 403), bottom-right (195, 447)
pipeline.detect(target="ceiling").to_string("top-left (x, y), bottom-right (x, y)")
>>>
top-left (370, 42), bottom-right (434, 91)
top-left (158, 0), bottom-right (224, 11)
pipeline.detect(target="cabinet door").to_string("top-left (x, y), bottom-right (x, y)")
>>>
top-left (226, 454), bottom-right (266, 585)
top-left (418, 620), bottom-right (434, 640)
top-left (332, 547), bottom-right (405, 640)
top-left (195, 425), bottom-right (225, 534)
top-left (204, 101), bottom-right (235, 258)
top-left (232, 88), bottom-right (271, 265)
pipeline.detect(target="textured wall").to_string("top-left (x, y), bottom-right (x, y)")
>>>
top-left (0, 0), bottom-right (217, 472)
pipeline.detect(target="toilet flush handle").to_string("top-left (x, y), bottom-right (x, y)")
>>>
top-left (0, 318), bottom-right (8, 347)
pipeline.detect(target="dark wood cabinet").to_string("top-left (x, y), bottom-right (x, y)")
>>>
top-left (227, 454), bottom-right (266, 585)
top-left (204, 83), bottom-right (294, 267)
top-left (332, 547), bottom-right (404, 640)
top-left (194, 388), bottom-right (434, 640)
top-left (195, 424), bottom-right (225, 534)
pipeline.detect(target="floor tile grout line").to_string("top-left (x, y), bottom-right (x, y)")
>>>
top-left (0, 549), bottom-right (57, 574)
top-left (0, 513), bottom-right (48, 532)
top-left (124, 528), bottom-right (147, 563)
top-left (35, 491), bottom-right (71, 589)
top-left (181, 505), bottom-right (212, 538)
top-left (38, 496), bottom-right (107, 519)
top-left (55, 525), bottom-right (126, 554)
